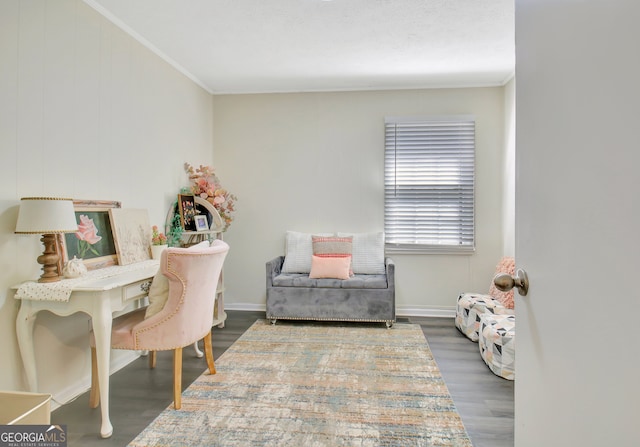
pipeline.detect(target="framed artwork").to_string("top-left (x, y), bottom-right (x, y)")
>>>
top-left (58, 200), bottom-right (121, 271)
top-left (178, 194), bottom-right (197, 231)
top-left (109, 208), bottom-right (152, 266)
top-left (195, 215), bottom-right (209, 232)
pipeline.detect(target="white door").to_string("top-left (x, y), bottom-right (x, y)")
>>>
top-left (515, 1), bottom-right (640, 446)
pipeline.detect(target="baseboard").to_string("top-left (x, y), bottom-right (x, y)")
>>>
top-left (396, 306), bottom-right (456, 318)
top-left (225, 303), bottom-right (455, 318)
top-left (225, 303), bottom-right (266, 312)
top-left (49, 351), bottom-right (141, 411)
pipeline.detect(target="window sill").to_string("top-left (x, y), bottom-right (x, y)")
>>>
top-left (385, 245), bottom-right (475, 255)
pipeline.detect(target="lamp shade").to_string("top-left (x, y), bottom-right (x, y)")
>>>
top-left (15, 197), bottom-right (78, 234)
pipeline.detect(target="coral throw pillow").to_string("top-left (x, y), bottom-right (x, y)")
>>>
top-left (309, 255), bottom-right (352, 280)
top-left (488, 256), bottom-right (516, 309)
top-left (312, 235), bottom-right (352, 256)
top-left (312, 235), bottom-right (353, 276)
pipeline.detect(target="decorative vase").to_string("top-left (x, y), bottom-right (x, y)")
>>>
top-left (151, 244), bottom-right (168, 260)
top-left (63, 256), bottom-right (88, 278)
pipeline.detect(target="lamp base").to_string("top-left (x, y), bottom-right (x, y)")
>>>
top-left (37, 233), bottom-right (62, 283)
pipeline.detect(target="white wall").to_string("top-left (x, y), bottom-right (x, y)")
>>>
top-left (213, 88), bottom-right (509, 315)
top-left (0, 0), bottom-right (213, 397)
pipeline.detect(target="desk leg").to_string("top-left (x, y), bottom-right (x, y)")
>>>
top-left (92, 298), bottom-right (114, 439)
top-left (16, 302), bottom-right (38, 392)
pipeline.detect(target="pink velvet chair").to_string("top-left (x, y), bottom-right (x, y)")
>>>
top-left (89, 241), bottom-right (229, 410)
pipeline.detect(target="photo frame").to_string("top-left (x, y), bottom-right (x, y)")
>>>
top-left (57, 200), bottom-right (121, 271)
top-left (109, 208), bottom-right (152, 266)
top-left (178, 194), bottom-right (197, 231)
top-left (195, 215), bottom-right (209, 232)
top-left (194, 196), bottom-right (224, 231)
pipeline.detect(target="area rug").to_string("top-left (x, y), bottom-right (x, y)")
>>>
top-left (129, 320), bottom-right (472, 447)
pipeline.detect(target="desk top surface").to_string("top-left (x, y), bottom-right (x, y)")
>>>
top-left (13, 260), bottom-right (160, 300)
top-left (71, 262), bottom-right (159, 291)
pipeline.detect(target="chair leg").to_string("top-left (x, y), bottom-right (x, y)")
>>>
top-left (173, 347), bottom-right (183, 410)
top-left (89, 347), bottom-right (100, 408)
top-left (149, 351), bottom-right (157, 369)
top-left (203, 332), bottom-right (216, 375)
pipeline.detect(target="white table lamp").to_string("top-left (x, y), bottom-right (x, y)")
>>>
top-left (15, 197), bottom-right (78, 282)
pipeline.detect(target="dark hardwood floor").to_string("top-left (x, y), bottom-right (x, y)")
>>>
top-left (52, 311), bottom-right (513, 446)
top-left (412, 316), bottom-right (514, 447)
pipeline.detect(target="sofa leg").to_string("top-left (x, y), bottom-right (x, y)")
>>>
top-left (270, 319), bottom-right (277, 325)
top-left (386, 322), bottom-right (394, 329)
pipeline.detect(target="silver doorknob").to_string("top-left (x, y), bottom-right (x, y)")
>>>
top-left (493, 268), bottom-right (529, 296)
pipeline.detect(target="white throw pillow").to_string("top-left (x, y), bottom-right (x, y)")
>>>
top-left (188, 240), bottom-right (211, 250)
top-left (337, 232), bottom-right (385, 274)
top-left (281, 231), bottom-right (332, 273)
top-left (144, 240), bottom-right (212, 319)
top-left (144, 270), bottom-right (169, 319)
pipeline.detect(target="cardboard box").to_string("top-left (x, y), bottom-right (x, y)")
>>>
top-left (0, 391), bottom-right (51, 425)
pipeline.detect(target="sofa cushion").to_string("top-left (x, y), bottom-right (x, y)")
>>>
top-left (272, 273), bottom-right (388, 289)
top-left (337, 232), bottom-right (385, 274)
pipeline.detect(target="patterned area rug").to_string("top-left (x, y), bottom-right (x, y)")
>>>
top-left (129, 320), bottom-right (472, 447)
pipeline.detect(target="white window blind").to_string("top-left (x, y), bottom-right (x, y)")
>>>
top-left (384, 116), bottom-right (475, 253)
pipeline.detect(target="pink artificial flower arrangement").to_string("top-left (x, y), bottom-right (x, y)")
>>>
top-left (151, 225), bottom-right (167, 246)
top-left (184, 162), bottom-right (237, 231)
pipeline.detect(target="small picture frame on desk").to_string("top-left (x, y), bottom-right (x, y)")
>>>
top-left (178, 194), bottom-right (197, 231)
top-left (195, 215), bottom-right (209, 232)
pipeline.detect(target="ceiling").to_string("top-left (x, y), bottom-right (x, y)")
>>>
top-left (84, 0), bottom-right (514, 95)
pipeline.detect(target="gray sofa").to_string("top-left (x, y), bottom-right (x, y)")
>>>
top-left (265, 256), bottom-right (396, 327)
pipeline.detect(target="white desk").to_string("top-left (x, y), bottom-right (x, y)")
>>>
top-left (14, 262), bottom-right (159, 438)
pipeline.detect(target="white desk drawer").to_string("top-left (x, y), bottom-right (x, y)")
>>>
top-left (122, 279), bottom-right (152, 303)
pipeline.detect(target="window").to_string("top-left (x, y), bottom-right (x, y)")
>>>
top-left (384, 116), bottom-right (475, 253)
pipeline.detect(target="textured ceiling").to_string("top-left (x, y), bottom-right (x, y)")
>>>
top-left (84, 0), bottom-right (514, 94)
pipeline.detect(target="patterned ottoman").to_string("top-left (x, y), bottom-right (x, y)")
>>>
top-left (455, 293), bottom-right (513, 342)
top-left (454, 257), bottom-right (515, 342)
top-left (478, 313), bottom-right (515, 380)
